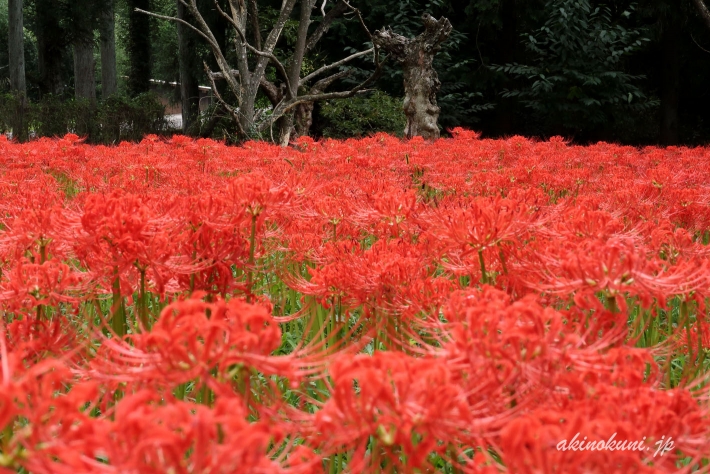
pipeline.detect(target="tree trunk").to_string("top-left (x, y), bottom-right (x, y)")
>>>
top-left (127, 0), bottom-right (152, 96)
top-left (8, 0), bottom-right (27, 142)
top-left (177, 0), bottom-right (200, 134)
top-left (8, 0), bottom-right (26, 94)
top-left (294, 103), bottom-right (313, 138)
top-left (35, 0), bottom-right (65, 96)
top-left (659, 15), bottom-right (680, 146)
top-left (373, 14), bottom-right (452, 140)
top-left (99, 0), bottom-right (118, 98)
top-left (73, 40), bottom-right (96, 102)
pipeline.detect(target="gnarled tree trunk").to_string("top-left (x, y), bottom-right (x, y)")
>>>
top-left (374, 14), bottom-right (452, 140)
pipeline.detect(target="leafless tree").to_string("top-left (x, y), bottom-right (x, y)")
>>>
top-left (138, 0), bottom-right (383, 145)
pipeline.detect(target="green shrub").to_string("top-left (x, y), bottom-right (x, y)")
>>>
top-left (316, 90), bottom-right (406, 139)
top-left (0, 92), bottom-right (169, 144)
top-left (95, 93), bottom-right (168, 144)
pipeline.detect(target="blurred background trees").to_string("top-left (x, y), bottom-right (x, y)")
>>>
top-left (1, 0), bottom-right (709, 145)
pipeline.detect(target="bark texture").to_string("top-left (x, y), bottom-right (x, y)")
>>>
top-left (373, 14), bottom-right (452, 140)
top-left (73, 40), bottom-right (96, 101)
top-left (8, 0), bottom-right (26, 94)
top-left (8, 0), bottom-right (28, 142)
top-left (100, 1), bottom-right (118, 98)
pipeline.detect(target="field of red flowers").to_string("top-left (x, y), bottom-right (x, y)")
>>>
top-left (0, 129), bottom-right (709, 473)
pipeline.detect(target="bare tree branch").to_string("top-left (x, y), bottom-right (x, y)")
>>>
top-left (305, 0), bottom-right (349, 52)
top-left (137, 5), bottom-right (242, 109)
top-left (212, 0), bottom-right (294, 95)
top-left (210, 68), bottom-right (285, 105)
top-left (204, 62), bottom-right (247, 138)
top-left (693, 0), bottom-right (710, 30)
top-left (144, 0), bottom-right (381, 145)
top-left (311, 69), bottom-right (351, 93)
top-left (262, 60), bottom-right (384, 132)
top-left (135, 8), bottom-right (216, 50)
top-left (300, 48), bottom-right (373, 85)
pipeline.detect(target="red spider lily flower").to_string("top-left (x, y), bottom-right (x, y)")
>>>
top-left (516, 236), bottom-right (694, 312)
top-left (315, 351), bottom-right (476, 473)
top-left (290, 238), bottom-right (437, 317)
top-left (431, 196), bottom-right (539, 253)
top-left (0, 258), bottom-right (85, 311)
top-left (88, 295), bottom-right (304, 388)
top-left (499, 385), bottom-right (710, 474)
top-left (5, 315), bottom-right (80, 362)
top-left (70, 190), bottom-right (184, 297)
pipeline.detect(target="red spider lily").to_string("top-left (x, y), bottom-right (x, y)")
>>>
top-left (1, 132), bottom-right (710, 473)
top-left (315, 351), bottom-right (478, 473)
top-left (5, 315), bottom-right (80, 362)
top-left (68, 190), bottom-right (180, 297)
top-left (516, 236), bottom-right (703, 311)
top-left (88, 295), bottom-right (314, 389)
top-left (0, 258), bottom-right (86, 311)
top-left (499, 385), bottom-right (710, 474)
top-left (290, 238), bottom-right (437, 315)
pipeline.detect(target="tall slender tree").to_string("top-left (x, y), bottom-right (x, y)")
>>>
top-left (127, 0), bottom-right (152, 96)
top-left (99, 0), bottom-right (118, 98)
top-left (8, 0), bottom-right (26, 94)
top-left (34, 0), bottom-right (66, 96)
top-left (8, 0), bottom-right (27, 141)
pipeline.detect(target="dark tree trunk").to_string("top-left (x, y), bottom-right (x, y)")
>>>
top-left (496, 0), bottom-right (517, 135)
top-left (100, 0), bottom-right (118, 98)
top-left (659, 15), bottom-right (680, 146)
top-left (73, 40), bottom-right (96, 102)
top-left (127, 0), bottom-right (152, 96)
top-left (35, 0), bottom-right (65, 96)
top-left (8, 0), bottom-right (26, 94)
top-left (177, 0), bottom-right (200, 134)
top-left (374, 14), bottom-right (452, 140)
top-left (8, 0), bottom-right (27, 142)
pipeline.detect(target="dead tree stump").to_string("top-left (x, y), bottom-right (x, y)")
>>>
top-left (373, 14), bottom-right (452, 140)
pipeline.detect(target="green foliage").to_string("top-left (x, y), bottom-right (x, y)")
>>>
top-left (316, 91), bottom-right (406, 139)
top-left (0, 92), bottom-right (170, 144)
top-left (495, 0), bottom-right (656, 133)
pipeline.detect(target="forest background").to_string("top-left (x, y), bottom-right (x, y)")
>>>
top-left (1, 0), bottom-right (710, 146)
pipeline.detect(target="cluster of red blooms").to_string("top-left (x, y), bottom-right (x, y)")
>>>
top-left (1, 129), bottom-right (709, 473)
